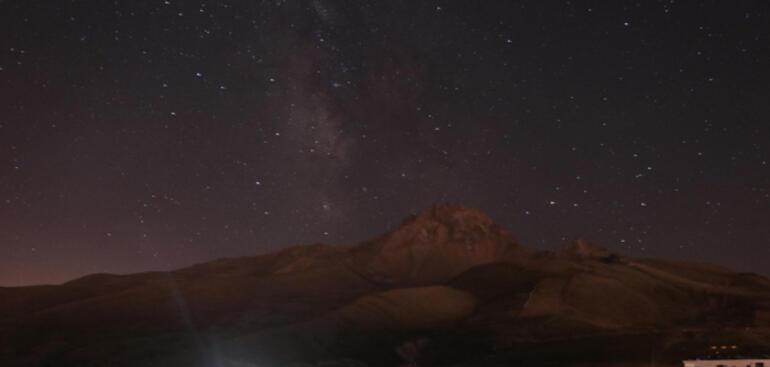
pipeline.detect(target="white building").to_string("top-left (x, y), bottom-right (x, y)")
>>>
top-left (683, 359), bottom-right (769, 367)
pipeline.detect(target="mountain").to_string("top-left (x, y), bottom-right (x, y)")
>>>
top-left (1, 203), bottom-right (770, 366)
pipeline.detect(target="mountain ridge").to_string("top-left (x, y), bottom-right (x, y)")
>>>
top-left (2, 203), bottom-right (770, 367)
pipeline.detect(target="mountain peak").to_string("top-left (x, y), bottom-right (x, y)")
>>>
top-left (392, 203), bottom-right (515, 245)
top-left (350, 203), bottom-right (519, 285)
top-left (561, 239), bottom-right (620, 262)
top-left (408, 202), bottom-right (497, 226)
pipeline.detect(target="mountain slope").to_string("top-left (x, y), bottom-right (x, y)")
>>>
top-left (1, 203), bottom-right (769, 367)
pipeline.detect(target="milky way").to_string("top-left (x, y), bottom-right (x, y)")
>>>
top-left (1, 1), bottom-right (769, 285)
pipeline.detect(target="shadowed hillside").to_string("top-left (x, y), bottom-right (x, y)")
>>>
top-left (2, 204), bottom-right (770, 366)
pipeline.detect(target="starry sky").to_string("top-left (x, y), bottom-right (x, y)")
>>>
top-left (1, 1), bottom-right (769, 286)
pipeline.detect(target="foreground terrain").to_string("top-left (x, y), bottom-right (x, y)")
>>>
top-left (2, 204), bottom-right (770, 366)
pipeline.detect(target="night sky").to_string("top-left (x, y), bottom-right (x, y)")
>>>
top-left (1, 1), bottom-right (769, 286)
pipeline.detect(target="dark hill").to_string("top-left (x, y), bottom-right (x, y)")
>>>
top-left (1, 204), bottom-right (769, 367)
